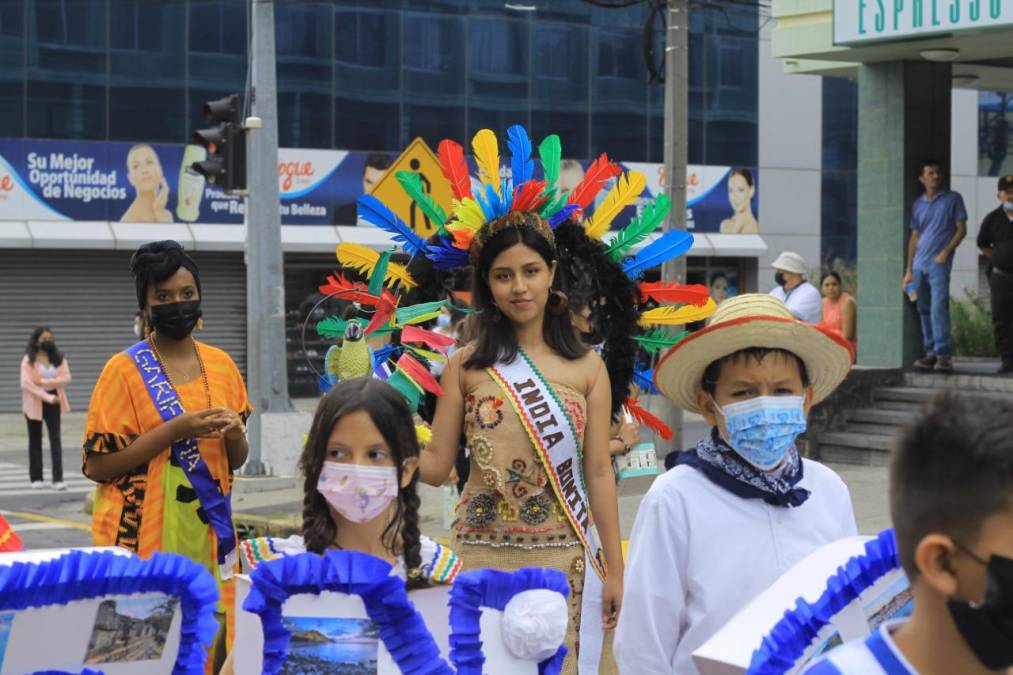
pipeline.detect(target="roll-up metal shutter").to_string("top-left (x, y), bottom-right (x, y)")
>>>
top-left (0, 249), bottom-right (247, 413)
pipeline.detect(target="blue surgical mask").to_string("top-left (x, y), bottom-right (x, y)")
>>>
top-left (1003, 201), bottom-right (1013, 211)
top-left (436, 313), bottom-right (452, 330)
top-left (713, 395), bottom-right (807, 471)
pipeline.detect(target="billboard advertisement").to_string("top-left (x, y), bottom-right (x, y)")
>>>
top-left (0, 138), bottom-right (757, 234)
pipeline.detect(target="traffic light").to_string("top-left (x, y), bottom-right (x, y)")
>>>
top-left (192, 94), bottom-right (246, 193)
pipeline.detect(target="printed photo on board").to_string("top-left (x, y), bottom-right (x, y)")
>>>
top-left (280, 616), bottom-right (380, 675)
top-left (84, 596), bottom-right (178, 665)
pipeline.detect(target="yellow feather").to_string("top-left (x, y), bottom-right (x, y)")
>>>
top-left (408, 346), bottom-right (445, 362)
top-left (585, 171), bottom-right (646, 240)
top-left (472, 129), bottom-right (502, 198)
top-left (384, 261), bottom-right (417, 290)
top-left (336, 243), bottom-right (379, 277)
top-left (452, 198), bottom-right (487, 231)
top-left (638, 298), bottom-right (717, 327)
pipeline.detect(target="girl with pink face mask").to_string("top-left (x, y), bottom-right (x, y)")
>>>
top-left (235, 378), bottom-right (461, 585)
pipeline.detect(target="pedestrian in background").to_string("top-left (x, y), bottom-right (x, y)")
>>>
top-left (902, 160), bottom-right (967, 373)
top-left (976, 174), bottom-right (1013, 376)
top-left (769, 251), bottom-right (822, 323)
top-left (819, 271), bottom-right (857, 354)
top-left (20, 327), bottom-right (71, 490)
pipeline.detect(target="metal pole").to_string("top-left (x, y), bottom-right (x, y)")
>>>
top-left (661, 0), bottom-right (689, 449)
top-left (245, 0), bottom-right (292, 476)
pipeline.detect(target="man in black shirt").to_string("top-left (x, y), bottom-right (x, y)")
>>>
top-left (977, 174), bottom-right (1013, 374)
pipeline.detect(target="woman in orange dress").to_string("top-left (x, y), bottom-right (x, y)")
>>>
top-left (83, 240), bottom-right (251, 670)
top-left (819, 271), bottom-right (857, 353)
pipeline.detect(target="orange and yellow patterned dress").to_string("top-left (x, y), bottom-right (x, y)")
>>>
top-left (83, 340), bottom-right (251, 651)
top-left (452, 377), bottom-right (614, 675)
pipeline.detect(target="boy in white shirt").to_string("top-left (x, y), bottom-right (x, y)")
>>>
top-left (614, 294), bottom-right (858, 674)
top-left (804, 392), bottom-right (1013, 674)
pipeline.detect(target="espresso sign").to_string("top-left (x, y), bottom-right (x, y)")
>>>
top-left (834, 0), bottom-right (1013, 45)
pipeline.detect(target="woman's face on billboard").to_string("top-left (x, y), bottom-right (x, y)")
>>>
top-left (728, 173), bottom-right (753, 214)
top-left (127, 146), bottom-right (163, 192)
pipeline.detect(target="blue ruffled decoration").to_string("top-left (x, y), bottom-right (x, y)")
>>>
top-left (448, 567), bottom-right (570, 675)
top-left (244, 549), bottom-right (453, 675)
top-left (0, 549), bottom-right (219, 675)
top-left (33, 670), bottom-right (105, 675)
top-left (747, 529), bottom-right (903, 674)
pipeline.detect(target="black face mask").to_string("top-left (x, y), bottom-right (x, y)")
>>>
top-left (774, 271), bottom-right (787, 287)
top-left (149, 301), bottom-right (202, 341)
top-left (947, 549), bottom-right (1013, 669)
top-left (38, 340), bottom-right (56, 353)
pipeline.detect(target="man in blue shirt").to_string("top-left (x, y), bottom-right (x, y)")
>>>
top-left (901, 160), bottom-right (967, 372)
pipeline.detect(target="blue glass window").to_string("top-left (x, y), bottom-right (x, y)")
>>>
top-left (277, 3), bottom-right (333, 148)
top-left (822, 77), bottom-right (858, 263)
top-left (468, 17), bottom-right (529, 136)
top-left (403, 12), bottom-right (466, 146)
top-left (110, 1), bottom-right (186, 143)
top-left (592, 26), bottom-right (646, 161)
top-left (28, 0), bottom-right (107, 139)
top-left (0, 1), bottom-right (23, 137)
top-left (979, 91), bottom-right (1013, 177)
top-left (334, 8), bottom-right (400, 151)
top-left (188, 1), bottom-right (248, 139)
top-left (532, 22), bottom-right (589, 160)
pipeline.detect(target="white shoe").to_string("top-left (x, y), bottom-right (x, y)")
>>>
top-left (53, 481), bottom-right (67, 491)
top-left (30, 480), bottom-right (44, 489)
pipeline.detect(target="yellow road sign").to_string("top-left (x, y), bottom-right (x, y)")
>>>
top-left (370, 137), bottom-right (454, 238)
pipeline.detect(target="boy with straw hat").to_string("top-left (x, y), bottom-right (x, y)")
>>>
top-left (614, 294), bottom-right (859, 675)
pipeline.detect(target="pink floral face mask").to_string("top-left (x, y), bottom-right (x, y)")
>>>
top-left (317, 462), bottom-right (399, 523)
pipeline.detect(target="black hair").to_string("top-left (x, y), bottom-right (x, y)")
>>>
top-left (299, 377), bottom-right (426, 589)
top-left (464, 213), bottom-right (586, 369)
top-left (700, 347), bottom-right (810, 396)
top-left (918, 158), bottom-right (942, 176)
top-left (25, 326), bottom-right (63, 367)
top-left (364, 153), bottom-right (393, 173)
top-left (729, 167), bottom-right (754, 187)
top-left (129, 240), bottom-right (202, 311)
top-left (820, 271), bottom-right (842, 286)
top-left (554, 222), bottom-right (641, 417)
top-left (890, 392), bottom-right (1013, 579)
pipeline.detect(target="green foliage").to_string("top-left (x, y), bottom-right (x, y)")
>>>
top-left (950, 288), bottom-right (998, 358)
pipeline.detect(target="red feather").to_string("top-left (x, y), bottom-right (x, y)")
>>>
top-left (401, 325), bottom-right (456, 353)
top-left (397, 353), bottom-right (444, 396)
top-left (510, 179), bottom-right (549, 213)
top-left (0, 514), bottom-right (22, 552)
top-left (639, 281), bottom-right (711, 307)
top-left (625, 399), bottom-right (673, 441)
top-left (567, 153), bottom-right (622, 209)
top-left (365, 290), bottom-right (397, 335)
top-left (318, 273), bottom-right (379, 305)
top-left (438, 140), bottom-right (472, 201)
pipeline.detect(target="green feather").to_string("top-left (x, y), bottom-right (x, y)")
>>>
top-left (540, 189), bottom-right (570, 219)
top-left (396, 300), bottom-right (447, 326)
top-left (387, 370), bottom-right (422, 410)
top-left (607, 194), bottom-right (671, 261)
top-left (369, 249), bottom-right (393, 296)
top-left (315, 316), bottom-right (348, 340)
top-left (633, 328), bottom-right (688, 354)
top-left (539, 135), bottom-right (561, 190)
top-left (395, 171), bottom-right (448, 233)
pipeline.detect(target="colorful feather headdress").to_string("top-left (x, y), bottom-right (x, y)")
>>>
top-left (343, 124), bottom-right (717, 439)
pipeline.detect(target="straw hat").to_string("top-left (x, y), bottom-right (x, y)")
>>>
top-left (654, 294), bottom-right (854, 413)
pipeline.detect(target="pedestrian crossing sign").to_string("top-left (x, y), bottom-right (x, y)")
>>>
top-left (369, 137), bottom-right (454, 238)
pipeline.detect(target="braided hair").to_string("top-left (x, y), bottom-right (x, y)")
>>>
top-left (129, 240), bottom-right (202, 310)
top-left (299, 377), bottom-right (426, 589)
top-left (553, 222), bottom-right (643, 419)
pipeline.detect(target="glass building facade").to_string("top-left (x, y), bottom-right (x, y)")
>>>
top-left (0, 0), bottom-right (759, 165)
top-left (821, 77), bottom-right (858, 264)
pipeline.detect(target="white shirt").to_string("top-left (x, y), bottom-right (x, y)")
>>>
top-left (802, 620), bottom-right (916, 674)
top-left (770, 281), bottom-right (823, 323)
top-left (614, 459), bottom-right (858, 675)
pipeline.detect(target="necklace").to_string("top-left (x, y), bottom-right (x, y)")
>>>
top-left (150, 334), bottom-right (212, 410)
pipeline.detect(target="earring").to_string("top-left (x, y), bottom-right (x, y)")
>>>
top-left (547, 291), bottom-right (568, 316)
top-left (196, 317), bottom-right (204, 331)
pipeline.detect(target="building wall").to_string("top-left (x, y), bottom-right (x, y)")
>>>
top-left (757, 21), bottom-right (824, 290)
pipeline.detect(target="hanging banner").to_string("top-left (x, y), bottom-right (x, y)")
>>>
top-left (0, 138), bottom-right (757, 234)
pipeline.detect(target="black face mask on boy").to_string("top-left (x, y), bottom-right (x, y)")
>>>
top-left (947, 547), bottom-right (1013, 669)
top-left (774, 271), bottom-right (787, 287)
top-left (149, 301), bottom-right (202, 341)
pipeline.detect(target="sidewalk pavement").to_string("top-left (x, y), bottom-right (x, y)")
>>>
top-left (0, 403), bottom-right (892, 547)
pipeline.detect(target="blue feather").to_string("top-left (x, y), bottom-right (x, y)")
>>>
top-left (475, 182), bottom-right (508, 221)
top-left (549, 204), bottom-right (580, 229)
top-left (426, 238), bottom-right (471, 270)
top-left (372, 343), bottom-right (402, 367)
top-left (633, 368), bottom-right (660, 395)
top-left (357, 194), bottom-right (426, 255)
top-left (507, 125), bottom-right (534, 186)
top-left (622, 230), bottom-right (694, 278)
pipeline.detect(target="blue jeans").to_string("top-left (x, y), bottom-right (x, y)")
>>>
top-left (913, 260), bottom-right (952, 358)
